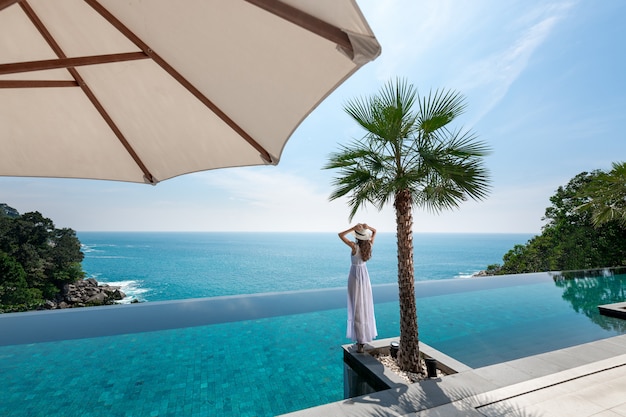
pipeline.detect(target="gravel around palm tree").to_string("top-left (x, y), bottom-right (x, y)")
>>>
top-left (325, 78), bottom-right (492, 372)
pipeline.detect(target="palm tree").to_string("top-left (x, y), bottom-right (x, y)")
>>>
top-left (325, 78), bottom-right (491, 372)
top-left (578, 162), bottom-right (626, 228)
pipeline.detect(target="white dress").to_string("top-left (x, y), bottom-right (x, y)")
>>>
top-left (346, 246), bottom-right (377, 343)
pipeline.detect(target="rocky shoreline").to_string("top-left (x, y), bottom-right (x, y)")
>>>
top-left (42, 278), bottom-right (127, 310)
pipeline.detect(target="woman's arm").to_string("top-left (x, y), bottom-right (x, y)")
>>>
top-left (338, 225), bottom-right (358, 252)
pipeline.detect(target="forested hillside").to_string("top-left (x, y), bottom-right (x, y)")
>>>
top-left (0, 205), bottom-right (85, 312)
top-left (487, 163), bottom-right (626, 274)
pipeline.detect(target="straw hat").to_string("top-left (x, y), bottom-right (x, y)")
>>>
top-left (354, 228), bottom-right (373, 241)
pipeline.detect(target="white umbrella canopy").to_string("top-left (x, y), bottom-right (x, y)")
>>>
top-left (0, 0), bottom-right (380, 184)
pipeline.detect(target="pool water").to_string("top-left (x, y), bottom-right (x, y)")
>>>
top-left (1, 269), bottom-right (625, 416)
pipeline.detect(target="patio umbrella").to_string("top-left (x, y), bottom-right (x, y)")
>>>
top-left (0, 0), bottom-right (380, 184)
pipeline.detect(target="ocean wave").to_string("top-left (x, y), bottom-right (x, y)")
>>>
top-left (99, 280), bottom-right (149, 303)
top-left (81, 243), bottom-right (119, 253)
top-left (455, 271), bottom-right (479, 279)
top-left (81, 244), bottom-right (96, 253)
top-left (88, 256), bottom-right (131, 259)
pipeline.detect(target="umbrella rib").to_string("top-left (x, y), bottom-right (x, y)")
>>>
top-left (0, 80), bottom-right (78, 88)
top-left (244, 0), bottom-right (353, 58)
top-left (84, 0), bottom-right (275, 165)
top-left (19, 0), bottom-right (158, 184)
top-left (0, 53), bottom-right (149, 76)
top-left (0, 0), bottom-right (18, 12)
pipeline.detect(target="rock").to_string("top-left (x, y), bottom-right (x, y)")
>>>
top-left (86, 292), bottom-right (107, 305)
top-left (82, 287), bottom-right (95, 296)
top-left (45, 277), bottom-right (129, 309)
top-left (100, 285), bottom-right (125, 300)
top-left (112, 289), bottom-right (126, 300)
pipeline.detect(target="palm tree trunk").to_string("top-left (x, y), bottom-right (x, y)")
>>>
top-left (394, 189), bottom-right (420, 373)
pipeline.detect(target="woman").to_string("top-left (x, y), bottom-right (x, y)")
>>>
top-left (339, 223), bottom-right (378, 353)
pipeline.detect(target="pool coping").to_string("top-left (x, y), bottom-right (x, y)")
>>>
top-left (342, 337), bottom-right (473, 391)
top-left (599, 301), bottom-right (626, 319)
top-left (279, 333), bottom-right (626, 416)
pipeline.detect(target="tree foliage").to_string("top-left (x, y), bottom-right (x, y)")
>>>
top-left (488, 168), bottom-right (626, 274)
top-left (0, 252), bottom-right (42, 310)
top-left (577, 161), bottom-right (626, 228)
top-left (0, 207), bottom-right (85, 312)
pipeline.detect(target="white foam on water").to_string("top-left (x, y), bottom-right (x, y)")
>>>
top-left (99, 280), bottom-right (149, 303)
top-left (80, 243), bottom-right (95, 253)
top-left (456, 271), bottom-right (480, 279)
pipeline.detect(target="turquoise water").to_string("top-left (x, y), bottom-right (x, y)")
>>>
top-left (2, 233), bottom-right (625, 416)
top-left (1, 270), bottom-right (626, 416)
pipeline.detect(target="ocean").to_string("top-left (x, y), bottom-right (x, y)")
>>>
top-left (78, 232), bottom-right (535, 302)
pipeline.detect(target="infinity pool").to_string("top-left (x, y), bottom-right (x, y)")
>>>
top-left (1, 268), bottom-right (625, 416)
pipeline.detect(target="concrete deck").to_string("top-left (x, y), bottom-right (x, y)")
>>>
top-left (280, 334), bottom-right (626, 417)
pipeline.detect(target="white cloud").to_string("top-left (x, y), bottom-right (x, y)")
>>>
top-left (455, 1), bottom-right (576, 126)
top-left (194, 165), bottom-right (553, 234)
top-left (196, 168), bottom-right (398, 232)
top-left (411, 181), bottom-right (555, 234)
top-left (357, 0), bottom-right (577, 131)
top-left (364, 0), bottom-right (457, 80)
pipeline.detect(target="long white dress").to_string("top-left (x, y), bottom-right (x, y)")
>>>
top-left (346, 246), bottom-right (378, 343)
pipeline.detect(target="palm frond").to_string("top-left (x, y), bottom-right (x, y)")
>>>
top-left (345, 78), bottom-right (418, 145)
top-left (417, 89), bottom-right (467, 134)
top-left (402, 125), bottom-right (492, 209)
top-left (579, 161), bottom-right (626, 227)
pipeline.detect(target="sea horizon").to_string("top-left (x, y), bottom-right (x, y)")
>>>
top-left (78, 231), bottom-right (535, 303)
top-left (77, 230), bottom-right (537, 234)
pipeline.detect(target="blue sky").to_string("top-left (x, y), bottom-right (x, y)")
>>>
top-left (2, 0), bottom-right (624, 233)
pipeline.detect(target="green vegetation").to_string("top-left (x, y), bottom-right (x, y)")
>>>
top-left (325, 79), bottom-right (491, 373)
top-left (578, 162), bottom-right (626, 228)
top-left (487, 163), bottom-right (626, 275)
top-left (0, 205), bottom-right (85, 312)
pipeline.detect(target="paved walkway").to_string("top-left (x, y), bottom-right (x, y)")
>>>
top-left (280, 334), bottom-right (626, 416)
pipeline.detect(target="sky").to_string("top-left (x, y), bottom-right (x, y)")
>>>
top-left (1, 0), bottom-right (625, 234)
